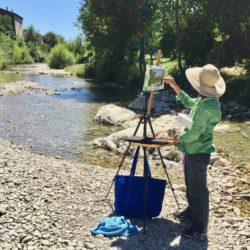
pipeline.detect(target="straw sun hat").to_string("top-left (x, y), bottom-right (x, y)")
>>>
top-left (185, 64), bottom-right (226, 97)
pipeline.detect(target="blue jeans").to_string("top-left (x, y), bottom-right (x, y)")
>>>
top-left (184, 153), bottom-right (210, 232)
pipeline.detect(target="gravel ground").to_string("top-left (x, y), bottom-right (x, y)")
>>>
top-left (0, 139), bottom-right (249, 250)
top-left (0, 81), bottom-right (55, 96)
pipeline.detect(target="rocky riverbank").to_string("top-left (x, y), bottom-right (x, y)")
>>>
top-left (0, 81), bottom-right (55, 96)
top-left (3, 64), bottom-right (71, 77)
top-left (0, 139), bottom-right (249, 250)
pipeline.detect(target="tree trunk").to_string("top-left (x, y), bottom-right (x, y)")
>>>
top-left (139, 41), bottom-right (146, 78)
top-left (175, 0), bottom-right (182, 70)
top-left (150, 54), bottom-right (153, 65)
top-left (216, 38), bottom-right (228, 68)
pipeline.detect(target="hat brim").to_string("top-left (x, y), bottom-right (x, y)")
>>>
top-left (185, 67), bottom-right (226, 97)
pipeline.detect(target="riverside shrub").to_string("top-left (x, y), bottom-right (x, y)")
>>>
top-left (0, 33), bottom-right (33, 66)
top-left (221, 76), bottom-right (250, 107)
top-left (12, 43), bottom-right (33, 64)
top-left (47, 44), bottom-right (75, 69)
top-left (0, 48), bottom-right (6, 69)
top-left (0, 33), bottom-right (13, 66)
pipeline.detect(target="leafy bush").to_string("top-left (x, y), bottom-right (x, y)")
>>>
top-left (242, 58), bottom-right (250, 72)
top-left (83, 62), bottom-right (95, 79)
top-left (29, 45), bottom-right (47, 62)
top-left (115, 62), bottom-right (141, 89)
top-left (0, 33), bottom-right (13, 65)
top-left (64, 64), bottom-right (85, 77)
top-left (221, 76), bottom-right (250, 107)
top-left (12, 43), bottom-right (33, 64)
top-left (47, 44), bottom-right (75, 69)
top-left (0, 33), bottom-right (33, 66)
top-left (0, 48), bottom-right (7, 69)
top-left (0, 15), bottom-right (15, 39)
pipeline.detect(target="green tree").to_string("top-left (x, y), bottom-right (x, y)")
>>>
top-left (0, 33), bottom-right (14, 65)
top-left (24, 25), bottom-right (43, 46)
top-left (0, 14), bottom-right (15, 39)
top-left (67, 34), bottom-right (86, 63)
top-left (203, 0), bottom-right (250, 66)
top-left (78, 0), bottom-right (153, 83)
top-left (43, 31), bottom-right (65, 51)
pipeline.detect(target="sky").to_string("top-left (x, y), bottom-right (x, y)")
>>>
top-left (0, 0), bottom-right (83, 40)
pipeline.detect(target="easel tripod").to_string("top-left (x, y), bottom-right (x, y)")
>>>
top-left (104, 90), bottom-right (180, 234)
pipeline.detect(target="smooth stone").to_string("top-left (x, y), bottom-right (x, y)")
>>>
top-left (22, 236), bottom-right (33, 244)
top-left (84, 242), bottom-right (95, 249)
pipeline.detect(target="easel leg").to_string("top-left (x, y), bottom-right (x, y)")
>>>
top-left (157, 148), bottom-right (180, 210)
top-left (104, 115), bottom-right (144, 201)
top-left (148, 116), bottom-right (180, 210)
top-left (143, 147), bottom-right (148, 234)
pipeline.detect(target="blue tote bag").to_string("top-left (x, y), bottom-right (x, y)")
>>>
top-left (114, 147), bottom-right (167, 218)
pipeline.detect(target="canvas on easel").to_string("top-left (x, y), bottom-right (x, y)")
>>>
top-left (143, 65), bottom-right (165, 92)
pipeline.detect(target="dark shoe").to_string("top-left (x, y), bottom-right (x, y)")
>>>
top-left (173, 210), bottom-right (192, 223)
top-left (183, 226), bottom-right (207, 239)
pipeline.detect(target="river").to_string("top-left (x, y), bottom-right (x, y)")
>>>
top-left (0, 66), bottom-right (250, 169)
top-left (0, 67), bottom-right (133, 164)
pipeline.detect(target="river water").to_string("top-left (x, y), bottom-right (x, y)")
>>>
top-left (0, 68), bottom-right (250, 168)
top-left (0, 70), bottom-right (133, 163)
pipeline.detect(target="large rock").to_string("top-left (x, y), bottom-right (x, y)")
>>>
top-left (152, 114), bottom-right (184, 132)
top-left (129, 92), bottom-right (177, 116)
top-left (93, 114), bottom-right (184, 153)
top-left (94, 104), bottom-right (137, 126)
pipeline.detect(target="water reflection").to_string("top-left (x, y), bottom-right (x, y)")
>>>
top-left (0, 72), bottom-right (133, 161)
top-left (214, 121), bottom-right (250, 163)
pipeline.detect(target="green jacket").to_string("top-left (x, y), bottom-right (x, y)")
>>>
top-left (176, 91), bottom-right (221, 154)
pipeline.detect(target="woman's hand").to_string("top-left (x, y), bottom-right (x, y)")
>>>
top-left (164, 76), bottom-right (181, 95)
top-left (156, 133), bottom-right (179, 146)
top-left (164, 76), bottom-right (176, 87)
top-left (171, 135), bottom-right (180, 145)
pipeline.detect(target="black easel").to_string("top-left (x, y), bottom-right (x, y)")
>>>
top-left (104, 90), bottom-right (180, 234)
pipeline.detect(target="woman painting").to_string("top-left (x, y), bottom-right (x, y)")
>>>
top-left (164, 64), bottom-right (226, 238)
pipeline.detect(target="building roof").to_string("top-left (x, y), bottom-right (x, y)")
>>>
top-left (0, 8), bottom-right (23, 20)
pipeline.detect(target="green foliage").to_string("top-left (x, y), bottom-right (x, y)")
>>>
top-left (242, 59), bottom-right (250, 72)
top-left (78, 0), bottom-right (153, 85)
top-left (0, 33), bottom-right (33, 66)
top-left (24, 25), bottom-right (43, 45)
top-left (115, 62), bottom-right (141, 89)
top-left (204, 0), bottom-right (250, 66)
top-left (23, 25), bottom-right (50, 62)
top-left (47, 43), bottom-right (75, 69)
top-left (28, 45), bottom-right (47, 62)
top-left (0, 33), bottom-right (13, 66)
top-left (12, 42), bottom-right (33, 64)
top-left (0, 48), bottom-right (7, 69)
top-left (43, 31), bottom-right (65, 51)
top-left (67, 34), bottom-right (87, 63)
top-left (167, 64), bottom-right (190, 92)
top-left (77, 0), bottom-right (250, 91)
top-left (64, 64), bottom-right (85, 77)
top-left (0, 15), bottom-right (15, 39)
top-left (221, 75), bottom-right (250, 106)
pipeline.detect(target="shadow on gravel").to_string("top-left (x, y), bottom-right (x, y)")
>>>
top-left (111, 217), bottom-right (208, 250)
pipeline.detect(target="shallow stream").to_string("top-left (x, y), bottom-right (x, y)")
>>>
top-left (0, 67), bottom-right (250, 168)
